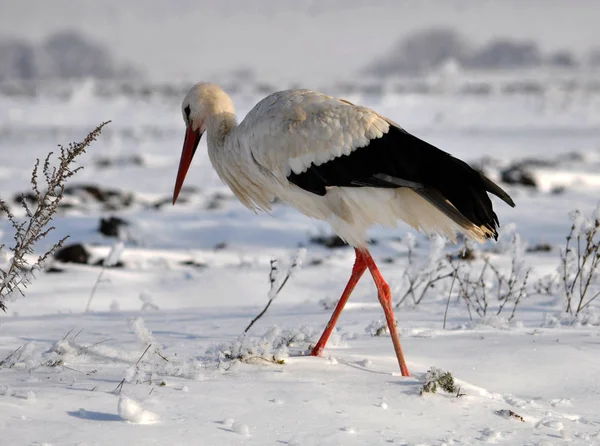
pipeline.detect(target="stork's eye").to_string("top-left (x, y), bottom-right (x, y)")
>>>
top-left (184, 105), bottom-right (191, 123)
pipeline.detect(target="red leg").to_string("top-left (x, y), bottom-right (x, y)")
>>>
top-left (311, 248), bottom-right (367, 357)
top-left (362, 249), bottom-right (411, 377)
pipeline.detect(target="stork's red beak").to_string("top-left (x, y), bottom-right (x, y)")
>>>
top-left (173, 127), bottom-right (202, 205)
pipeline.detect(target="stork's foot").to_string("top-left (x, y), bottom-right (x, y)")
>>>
top-left (310, 344), bottom-right (324, 357)
top-left (378, 287), bottom-right (411, 377)
top-left (310, 248), bottom-right (410, 377)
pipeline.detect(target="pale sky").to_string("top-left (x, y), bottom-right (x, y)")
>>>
top-left (1, 0), bottom-right (599, 84)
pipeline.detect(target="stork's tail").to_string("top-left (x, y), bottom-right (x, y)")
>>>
top-left (415, 170), bottom-right (515, 243)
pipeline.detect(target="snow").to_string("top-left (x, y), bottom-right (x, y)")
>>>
top-left (117, 396), bottom-right (159, 424)
top-left (231, 421), bottom-right (250, 437)
top-left (1, 79), bottom-right (600, 445)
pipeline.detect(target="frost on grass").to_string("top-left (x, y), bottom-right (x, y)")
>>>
top-left (1, 330), bottom-right (140, 377)
top-left (207, 326), bottom-right (319, 367)
top-left (419, 367), bottom-right (457, 396)
top-left (542, 308), bottom-right (600, 327)
top-left (131, 316), bottom-right (157, 346)
top-left (41, 331), bottom-right (137, 368)
top-left (123, 317), bottom-right (203, 383)
top-left (0, 342), bottom-right (37, 369)
top-left (0, 121), bottom-right (110, 311)
top-left (365, 319), bottom-right (389, 337)
top-left (460, 315), bottom-right (524, 330)
top-left (207, 334), bottom-right (287, 366)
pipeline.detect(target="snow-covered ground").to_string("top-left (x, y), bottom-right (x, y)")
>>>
top-left (1, 81), bottom-right (600, 445)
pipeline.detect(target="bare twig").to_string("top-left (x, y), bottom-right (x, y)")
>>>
top-left (136, 344), bottom-right (152, 367)
top-left (61, 328), bottom-right (75, 341)
top-left (244, 249), bottom-right (305, 333)
top-left (443, 264), bottom-right (458, 329)
top-left (244, 300), bottom-right (277, 334)
top-left (113, 379), bottom-right (125, 395)
top-left (85, 240), bottom-right (124, 312)
top-left (155, 351), bottom-right (169, 363)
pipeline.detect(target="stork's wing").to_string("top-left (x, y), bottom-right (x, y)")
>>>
top-left (241, 90), bottom-right (514, 240)
top-left (240, 90), bottom-right (391, 178)
top-left (290, 124), bottom-right (515, 239)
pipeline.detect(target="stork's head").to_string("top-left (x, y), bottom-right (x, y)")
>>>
top-left (173, 82), bottom-right (235, 205)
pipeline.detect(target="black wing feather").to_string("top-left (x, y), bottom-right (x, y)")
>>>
top-left (287, 126), bottom-right (514, 240)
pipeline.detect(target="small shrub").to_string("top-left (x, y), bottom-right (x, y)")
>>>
top-left (420, 367), bottom-right (456, 395)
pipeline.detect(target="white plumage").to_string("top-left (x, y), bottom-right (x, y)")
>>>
top-left (173, 82), bottom-right (515, 377)
top-left (178, 84), bottom-right (510, 248)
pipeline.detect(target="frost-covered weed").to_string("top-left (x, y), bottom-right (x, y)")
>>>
top-left (2, 320), bottom-right (206, 398)
top-left (0, 122), bottom-right (109, 312)
top-left (560, 207), bottom-right (600, 315)
top-left (460, 315), bottom-right (524, 330)
top-left (534, 272), bottom-right (561, 297)
top-left (449, 232), bottom-right (531, 322)
top-left (0, 342), bottom-right (37, 369)
top-left (131, 316), bottom-right (157, 346)
top-left (38, 330), bottom-right (139, 371)
top-left (122, 317), bottom-right (203, 383)
top-left (419, 366), bottom-right (457, 395)
top-left (395, 234), bottom-right (453, 307)
top-left (207, 326), bottom-right (319, 366)
top-left (365, 320), bottom-right (389, 337)
top-left (2, 329), bottom-right (140, 377)
top-left (122, 354), bottom-right (203, 384)
top-left (542, 308), bottom-right (600, 328)
top-left (388, 230), bottom-right (533, 322)
top-left (265, 325), bottom-right (320, 349)
top-left (207, 334), bottom-right (288, 366)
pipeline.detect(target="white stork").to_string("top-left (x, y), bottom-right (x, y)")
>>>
top-left (172, 82), bottom-right (515, 377)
